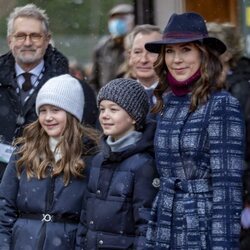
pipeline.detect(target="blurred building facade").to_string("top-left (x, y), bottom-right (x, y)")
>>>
top-left (136, 0), bottom-right (250, 55)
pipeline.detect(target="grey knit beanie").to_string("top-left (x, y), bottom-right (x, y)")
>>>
top-left (97, 78), bottom-right (149, 130)
top-left (36, 74), bottom-right (84, 121)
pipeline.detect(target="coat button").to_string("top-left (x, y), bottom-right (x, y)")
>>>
top-left (96, 190), bottom-right (101, 195)
top-left (152, 178), bottom-right (160, 188)
top-left (16, 115), bottom-right (25, 125)
top-left (89, 220), bottom-right (94, 225)
top-left (99, 240), bottom-right (103, 245)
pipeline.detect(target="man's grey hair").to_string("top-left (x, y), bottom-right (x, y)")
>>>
top-left (124, 24), bottom-right (161, 52)
top-left (130, 24), bottom-right (161, 44)
top-left (7, 3), bottom-right (50, 36)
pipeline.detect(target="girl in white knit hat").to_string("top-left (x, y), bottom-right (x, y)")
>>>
top-left (0, 74), bottom-right (99, 250)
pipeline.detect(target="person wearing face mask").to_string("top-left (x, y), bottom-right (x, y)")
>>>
top-left (88, 3), bottom-right (134, 92)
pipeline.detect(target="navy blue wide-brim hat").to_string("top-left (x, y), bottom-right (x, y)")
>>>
top-left (145, 12), bottom-right (226, 55)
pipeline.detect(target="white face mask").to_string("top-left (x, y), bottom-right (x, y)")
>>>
top-left (108, 15), bottom-right (134, 38)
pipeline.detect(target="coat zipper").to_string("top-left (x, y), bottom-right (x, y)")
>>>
top-left (36, 167), bottom-right (55, 249)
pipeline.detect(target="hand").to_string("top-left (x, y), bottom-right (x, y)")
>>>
top-left (241, 207), bottom-right (250, 229)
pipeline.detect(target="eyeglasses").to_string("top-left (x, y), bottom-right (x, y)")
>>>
top-left (13, 33), bottom-right (45, 42)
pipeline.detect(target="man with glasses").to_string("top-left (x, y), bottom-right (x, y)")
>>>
top-left (0, 4), bottom-right (68, 181)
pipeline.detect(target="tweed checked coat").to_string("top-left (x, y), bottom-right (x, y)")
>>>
top-left (146, 90), bottom-right (245, 249)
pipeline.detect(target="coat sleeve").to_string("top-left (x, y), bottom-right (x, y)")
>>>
top-left (208, 95), bottom-right (244, 249)
top-left (0, 153), bottom-right (20, 249)
top-left (132, 156), bottom-right (158, 250)
top-left (75, 191), bottom-right (88, 250)
top-left (88, 45), bottom-right (101, 92)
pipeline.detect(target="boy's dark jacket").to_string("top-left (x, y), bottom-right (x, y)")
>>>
top-left (78, 121), bottom-right (158, 250)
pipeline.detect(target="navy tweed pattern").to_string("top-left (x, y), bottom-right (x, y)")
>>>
top-left (146, 91), bottom-right (245, 249)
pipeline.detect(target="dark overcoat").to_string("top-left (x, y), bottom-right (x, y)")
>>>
top-left (0, 44), bottom-right (69, 144)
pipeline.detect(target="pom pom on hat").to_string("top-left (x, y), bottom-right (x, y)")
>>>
top-left (36, 74), bottom-right (84, 121)
top-left (97, 78), bottom-right (149, 130)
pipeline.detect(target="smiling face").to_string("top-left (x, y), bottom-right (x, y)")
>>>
top-left (38, 105), bottom-right (67, 139)
top-left (130, 31), bottom-right (161, 87)
top-left (164, 42), bottom-right (201, 82)
top-left (99, 100), bottom-right (136, 141)
top-left (8, 17), bottom-right (50, 71)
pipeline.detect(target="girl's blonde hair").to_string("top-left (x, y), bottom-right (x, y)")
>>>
top-left (14, 113), bottom-right (99, 185)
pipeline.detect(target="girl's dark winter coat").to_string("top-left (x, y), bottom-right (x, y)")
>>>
top-left (82, 122), bottom-right (158, 249)
top-left (0, 152), bottom-right (89, 250)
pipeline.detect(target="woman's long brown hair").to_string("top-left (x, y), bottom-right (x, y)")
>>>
top-left (14, 113), bottom-right (99, 185)
top-left (152, 42), bottom-right (225, 113)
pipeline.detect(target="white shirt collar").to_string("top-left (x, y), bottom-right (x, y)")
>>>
top-left (15, 60), bottom-right (45, 77)
top-left (139, 80), bottom-right (158, 90)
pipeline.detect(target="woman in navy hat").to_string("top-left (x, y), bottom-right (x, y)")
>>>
top-left (144, 12), bottom-right (245, 249)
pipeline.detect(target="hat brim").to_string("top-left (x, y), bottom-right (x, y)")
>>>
top-left (145, 37), bottom-right (226, 55)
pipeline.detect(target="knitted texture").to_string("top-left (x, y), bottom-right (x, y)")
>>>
top-left (97, 78), bottom-right (149, 130)
top-left (36, 74), bottom-right (84, 121)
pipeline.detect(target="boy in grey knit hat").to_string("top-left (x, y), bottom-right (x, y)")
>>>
top-left (83, 78), bottom-right (158, 249)
top-left (97, 78), bottom-right (149, 132)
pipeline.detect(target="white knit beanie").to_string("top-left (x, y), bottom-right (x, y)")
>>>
top-left (36, 74), bottom-right (84, 121)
